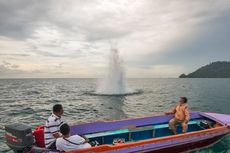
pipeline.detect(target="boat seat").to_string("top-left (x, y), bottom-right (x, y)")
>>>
top-left (153, 120), bottom-right (199, 129)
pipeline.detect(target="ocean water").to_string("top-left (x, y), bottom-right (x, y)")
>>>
top-left (0, 78), bottom-right (230, 153)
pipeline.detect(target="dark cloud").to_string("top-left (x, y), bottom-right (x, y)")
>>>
top-left (1, 0), bottom-right (229, 43)
top-left (0, 0), bottom-right (133, 41)
top-left (169, 14), bottom-right (230, 65)
top-left (0, 0), bottom-right (52, 39)
top-left (0, 0), bottom-right (230, 77)
top-left (134, 11), bottom-right (230, 73)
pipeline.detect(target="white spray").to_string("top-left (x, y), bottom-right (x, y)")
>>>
top-left (96, 48), bottom-right (133, 95)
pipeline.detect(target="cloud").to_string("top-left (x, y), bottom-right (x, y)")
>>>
top-left (0, 62), bottom-right (35, 77)
top-left (0, 53), bottom-right (30, 57)
top-left (0, 61), bottom-right (73, 78)
top-left (0, 0), bottom-right (230, 77)
top-left (0, 0), bottom-right (50, 39)
top-left (0, 0), bottom-right (134, 41)
top-left (0, 61), bottom-right (22, 71)
top-left (1, 0), bottom-right (226, 41)
top-left (133, 11), bottom-right (230, 74)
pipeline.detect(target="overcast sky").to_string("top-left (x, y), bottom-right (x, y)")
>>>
top-left (0, 0), bottom-right (230, 78)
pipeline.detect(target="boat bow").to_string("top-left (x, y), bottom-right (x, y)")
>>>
top-left (201, 112), bottom-right (230, 127)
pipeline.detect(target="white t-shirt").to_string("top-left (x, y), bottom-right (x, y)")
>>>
top-left (56, 135), bottom-right (91, 151)
top-left (44, 114), bottom-right (63, 148)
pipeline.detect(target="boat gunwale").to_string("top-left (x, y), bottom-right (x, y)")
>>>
top-left (70, 112), bottom-right (203, 136)
top-left (71, 112), bottom-right (201, 125)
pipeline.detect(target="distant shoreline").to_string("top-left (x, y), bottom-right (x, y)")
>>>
top-left (179, 61), bottom-right (230, 78)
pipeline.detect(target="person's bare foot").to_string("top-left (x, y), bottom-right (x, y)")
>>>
top-left (172, 130), bottom-right (177, 135)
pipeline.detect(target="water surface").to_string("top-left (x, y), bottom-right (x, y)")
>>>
top-left (0, 78), bottom-right (229, 152)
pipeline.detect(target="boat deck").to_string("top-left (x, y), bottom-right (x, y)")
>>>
top-left (85, 120), bottom-right (206, 145)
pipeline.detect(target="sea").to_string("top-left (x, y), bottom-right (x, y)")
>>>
top-left (0, 78), bottom-right (230, 153)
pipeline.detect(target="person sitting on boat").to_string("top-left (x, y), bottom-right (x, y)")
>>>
top-left (165, 97), bottom-right (190, 134)
top-left (44, 104), bottom-right (64, 150)
top-left (56, 123), bottom-right (91, 152)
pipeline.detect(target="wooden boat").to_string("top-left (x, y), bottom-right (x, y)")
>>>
top-left (5, 112), bottom-right (230, 153)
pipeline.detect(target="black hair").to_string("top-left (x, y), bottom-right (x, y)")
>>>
top-left (60, 123), bottom-right (70, 136)
top-left (53, 104), bottom-right (63, 113)
top-left (181, 97), bottom-right (188, 103)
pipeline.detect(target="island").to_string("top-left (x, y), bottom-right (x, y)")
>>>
top-left (179, 61), bottom-right (230, 78)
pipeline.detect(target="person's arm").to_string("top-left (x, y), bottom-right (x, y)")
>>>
top-left (53, 132), bottom-right (62, 138)
top-left (75, 135), bottom-right (89, 144)
top-left (165, 106), bottom-right (176, 115)
top-left (80, 135), bottom-right (89, 143)
top-left (56, 139), bottom-right (64, 152)
top-left (48, 121), bottom-right (62, 138)
top-left (184, 106), bottom-right (190, 123)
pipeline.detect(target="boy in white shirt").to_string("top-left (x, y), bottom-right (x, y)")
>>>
top-left (56, 123), bottom-right (91, 152)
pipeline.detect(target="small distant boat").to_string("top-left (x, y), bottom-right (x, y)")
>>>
top-left (5, 112), bottom-right (230, 153)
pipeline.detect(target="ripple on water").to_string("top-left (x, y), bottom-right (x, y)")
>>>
top-left (7, 107), bottom-right (34, 116)
top-left (46, 99), bottom-right (61, 103)
top-left (25, 90), bottom-right (41, 95)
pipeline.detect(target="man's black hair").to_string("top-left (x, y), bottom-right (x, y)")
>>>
top-left (181, 97), bottom-right (188, 103)
top-left (53, 104), bottom-right (63, 113)
top-left (60, 123), bottom-right (70, 136)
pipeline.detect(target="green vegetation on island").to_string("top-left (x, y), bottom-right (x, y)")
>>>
top-left (179, 61), bottom-right (230, 78)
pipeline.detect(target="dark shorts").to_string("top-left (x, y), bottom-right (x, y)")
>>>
top-left (48, 140), bottom-right (56, 150)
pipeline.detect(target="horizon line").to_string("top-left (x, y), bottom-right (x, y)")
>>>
top-left (0, 77), bottom-right (179, 79)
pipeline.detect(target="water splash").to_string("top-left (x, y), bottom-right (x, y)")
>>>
top-left (95, 48), bottom-right (136, 95)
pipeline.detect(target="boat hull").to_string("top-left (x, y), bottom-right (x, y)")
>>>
top-left (6, 112), bottom-right (229, 153)
top-left (67, 112), bottom-right (230, 153)
top-left (142, 134), bottom-right (226, 153)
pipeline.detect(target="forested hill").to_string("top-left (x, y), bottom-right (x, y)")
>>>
top-left (179, 61), bottom-right (230, 78)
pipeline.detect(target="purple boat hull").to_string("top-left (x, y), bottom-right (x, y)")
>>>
top-left (4, 112), bottom-right (230, 153)
top-left (67, 112), bottom-right (230, 153)
top-left (142, 134), bottom-right (226, 153)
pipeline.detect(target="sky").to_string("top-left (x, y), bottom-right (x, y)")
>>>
top-left (0, 0), bottom-right (230, 78)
